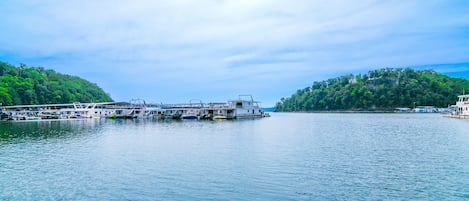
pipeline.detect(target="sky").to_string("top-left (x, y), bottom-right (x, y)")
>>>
top-left (1, 0), bottom-right (469, 106)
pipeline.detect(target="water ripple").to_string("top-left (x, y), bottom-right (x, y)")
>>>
top-left (1, 114), bottom-right (469, 200)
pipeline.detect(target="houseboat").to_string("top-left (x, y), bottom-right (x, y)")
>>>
top-left (448, 94), bottom-right (469, 118)
top-left (229, 95), bottom-right (264, 119)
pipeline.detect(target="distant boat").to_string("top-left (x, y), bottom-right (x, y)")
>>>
top-left (394, 107), bottom-right (412, 113)
top-left (413, 106), bottom-right (437, 113)
top-left (446, 94), bottom-right (469, 118)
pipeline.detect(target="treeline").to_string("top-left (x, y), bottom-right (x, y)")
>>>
top-left (0, 61), bottom-right (113, 106)
top-left (275, 68), bottom-right (469, 112)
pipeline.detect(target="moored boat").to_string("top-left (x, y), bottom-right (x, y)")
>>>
top-left (446, 94), bottom-right (469, 118)
top-left (182, 109), bottom-right (199, 119)
top-left (229, 95), bottom-right (264, 119)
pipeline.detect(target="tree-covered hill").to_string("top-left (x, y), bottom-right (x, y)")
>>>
top-left (0, 61), bottom-right (113, 106)
top-left (275, 68), bottom-right (469, 112)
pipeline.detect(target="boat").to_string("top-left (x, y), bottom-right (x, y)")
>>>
top-left (413, 106), bottom-right (437, 113)
top-left (39, 111), bottom-right (60, 119)
top-left (25, 116), bottom-right (41, 121)
top-left (446, 94), bottom-right (469, 118)
top-left (182, 109), bottom-right (199, 119)
top-left (229, 95), bottom-right (264, 119)
top-left (10, 115), bottom-right (41, 121)
top-left (110, 108), bottom-right (139, 119)
top-left (206, 104), bottom-right (235, 120)
top-left (1, 112), bottom-right (10, 120)
top-left (213, 115), bottom-right (228, 120)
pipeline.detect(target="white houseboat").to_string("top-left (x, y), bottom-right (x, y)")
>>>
top-left (449, 94), bottom-right (469, 118)
top-left (229, 95), bottom-right (264, 119)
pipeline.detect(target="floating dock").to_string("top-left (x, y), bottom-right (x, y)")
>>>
top-left (1, 95), bottom-right (270, 121)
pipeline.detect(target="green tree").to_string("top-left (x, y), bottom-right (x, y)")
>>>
top-left (0, 61), bottom-right (113, 106)
top-left (275, 68), bottom-right (469, 112)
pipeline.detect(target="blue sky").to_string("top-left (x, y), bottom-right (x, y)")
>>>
top-left (1, 0), bottom-right (469, 106)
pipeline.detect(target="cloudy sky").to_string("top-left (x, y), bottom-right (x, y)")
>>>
top-left (1, 0), bottom-right (469, 106)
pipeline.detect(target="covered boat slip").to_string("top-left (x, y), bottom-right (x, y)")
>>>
top-left (1, 102), bottom-right (131, 120)
top-left (156, 102), bottom-right (238, 120)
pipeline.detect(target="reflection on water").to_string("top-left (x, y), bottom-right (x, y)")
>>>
top-left (0, 119), bottom-right (106, 143)
top-left (0, 114), bottom-right (469, 200)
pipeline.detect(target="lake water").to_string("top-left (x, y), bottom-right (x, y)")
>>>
top-left (1, 113), bottom-right (468, 200)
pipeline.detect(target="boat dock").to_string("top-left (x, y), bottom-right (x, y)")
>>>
top-left (1, 95), bottom-right (270, 121)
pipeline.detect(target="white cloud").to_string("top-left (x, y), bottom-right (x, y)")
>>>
top-left (1, 0), bottom-right (469, 106)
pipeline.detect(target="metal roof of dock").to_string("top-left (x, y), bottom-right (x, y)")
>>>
top-left (228, 95), bottom-right (261, 103)
top-left (2, 102), bottom-right (129, 109)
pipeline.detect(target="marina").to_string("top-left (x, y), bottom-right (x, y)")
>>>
top-left (0, 95), bottom-right (270, 121)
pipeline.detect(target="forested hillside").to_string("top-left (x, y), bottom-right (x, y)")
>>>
top-left (0, 62), bottom-right (113, 106)
top-left (275, 68), bottom-right (469, 112)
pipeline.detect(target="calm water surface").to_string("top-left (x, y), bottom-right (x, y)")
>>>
top-left (1, 113), bottom-right (469, 200)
